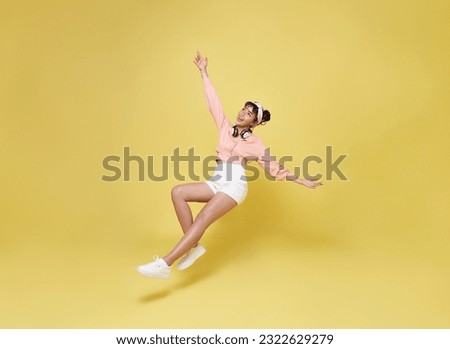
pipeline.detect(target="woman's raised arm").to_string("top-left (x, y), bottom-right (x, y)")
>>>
top-left (193, 51), bottom-right (229, 129)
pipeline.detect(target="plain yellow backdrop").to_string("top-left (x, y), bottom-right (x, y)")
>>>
top-left (1, 0), bottom-right (449, 328)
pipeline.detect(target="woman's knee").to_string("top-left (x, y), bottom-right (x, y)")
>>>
top-left (171, 185), bottom-right (185, 201)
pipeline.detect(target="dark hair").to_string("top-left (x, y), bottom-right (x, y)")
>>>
top-left (245, 101), bottom-right (271, 125)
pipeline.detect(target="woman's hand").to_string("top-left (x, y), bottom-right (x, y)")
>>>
top-left (299, 178), bottom-right (323, 189)
top-left (193, 51), bottom-right (208, 72)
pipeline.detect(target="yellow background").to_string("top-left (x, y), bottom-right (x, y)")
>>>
top-left (1, 0), bottom-right (449, 328)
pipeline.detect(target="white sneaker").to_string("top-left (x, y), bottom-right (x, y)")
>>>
top-left (137, 256), bottom-right (171, 279)
top-left (177, 244), bottom-right (206, 270)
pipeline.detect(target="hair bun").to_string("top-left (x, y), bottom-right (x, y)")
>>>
top-left (261, 110), bottom-right (271, 125)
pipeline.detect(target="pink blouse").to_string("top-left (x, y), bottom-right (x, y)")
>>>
top-left (202, 75), bottom-right (294, 181)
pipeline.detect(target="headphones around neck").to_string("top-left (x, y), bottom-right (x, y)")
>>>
top-left (231, 125), bottom-right (252, 140)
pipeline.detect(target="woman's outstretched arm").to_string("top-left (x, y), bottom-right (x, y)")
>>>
top-left (257, 148), bottom-right (323, 189)
top-left (193, 51), bottom-right (230, 129)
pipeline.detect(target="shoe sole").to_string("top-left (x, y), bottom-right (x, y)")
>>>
top-left (137, 267), bottom-right (170, 279)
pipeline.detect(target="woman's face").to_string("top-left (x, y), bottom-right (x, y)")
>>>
top-left (236, 104), bottom-right (256, 128)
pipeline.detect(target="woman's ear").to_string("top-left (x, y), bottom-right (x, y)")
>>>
top-left (252, 115), bottom-right (259, 127)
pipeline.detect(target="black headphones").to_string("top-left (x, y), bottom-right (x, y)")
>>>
top-left (231, 125), bottom-right (253, 140)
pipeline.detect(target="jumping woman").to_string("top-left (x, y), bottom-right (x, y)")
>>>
top-left (137, 51), bottom-right (323, 279)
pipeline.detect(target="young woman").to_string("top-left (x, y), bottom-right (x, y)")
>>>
top-left (137, 52), bottom-right (323, 279)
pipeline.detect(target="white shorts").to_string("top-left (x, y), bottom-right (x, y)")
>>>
top-left (205, 162), bottom-right (248, 205)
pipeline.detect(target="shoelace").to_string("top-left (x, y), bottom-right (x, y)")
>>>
top-left (152, 255), bottom-right (170, 270)
top-left (151, 255), bottom-right (164, 268)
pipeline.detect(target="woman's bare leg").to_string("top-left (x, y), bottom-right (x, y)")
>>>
top-left (163, 192), bottom-right (237, 266)
top-left (171, 183), bottom-right (214, 234)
